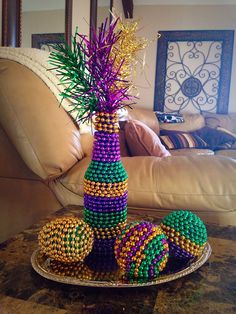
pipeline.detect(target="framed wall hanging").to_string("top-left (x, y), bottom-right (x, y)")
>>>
top-left (154, 30), bottom-right (234, 114)
top-left (32, 33), bottom-right (64, 51)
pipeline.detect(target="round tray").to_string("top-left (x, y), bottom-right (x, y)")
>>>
top-left (31, 242), bottom-right (211, 288)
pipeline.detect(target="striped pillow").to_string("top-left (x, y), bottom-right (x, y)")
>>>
top-left (160, 133), bottom-right (208, 150)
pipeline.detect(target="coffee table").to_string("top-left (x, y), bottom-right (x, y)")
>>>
top-left (0, 206), bottom-right (235, 314)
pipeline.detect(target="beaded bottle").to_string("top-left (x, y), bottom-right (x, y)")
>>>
top-left (83, 111), bottom-right (128, 259)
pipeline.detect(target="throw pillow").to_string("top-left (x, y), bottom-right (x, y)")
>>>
top-left (160, 113), bottom-right (205, 132)
top-left (203, 112), bottom-right (236, 133)
top-left (193, 126), bottom-right (235, 150)
top-left (124, 120), bottom-right (171, 157)
top-left (155, 112), bottom-right (184, 124)
top-left (216, 127), bottom-right (236, 139)
top-left (160, 133), bottom-right (208, 150)
top-left (119, 129), bottom-right (131, 157)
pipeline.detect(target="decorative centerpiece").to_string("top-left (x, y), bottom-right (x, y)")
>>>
top-left (160, 210), bottom-right (208, 260)
top-left (114, 221), bottom-right (169, 279)
top-left (38, 217), bottom-right (94, 263)
top-left (83, 110), bottom-right (128, 255)
top-left (49, 18), bottom-right (147, 255)
top-left (30, 19), bottom-right (213, 287)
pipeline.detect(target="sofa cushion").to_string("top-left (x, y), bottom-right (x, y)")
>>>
top-left (124, 120), bottom-right (170, 157)
top-left (127, 108), bottom-right (160, 134)
top-left (204, 112), bottom-right (236, 133)
top-left (119, 121), bottom-right (131, 157)
top-left (51, 154), bottom-right (236, 226)
top-left (160, 113), bottom-right (205, 132)
top-left (216, 127), bottom-right (236, 139)
top-left (193, 126), bottom-right (235, 150)
top-left (169, 148), bottom-right (214, 156)
top-left (119, 129), bottom-right (131, 157)
top-left (160, 133), bottom-right (208, 150)
top-left (214, 150), bottom-right (236, 159)
top-left (55, 155), bottom-right (236, 225)
top-left (0, 60), bottom-right (83, 180)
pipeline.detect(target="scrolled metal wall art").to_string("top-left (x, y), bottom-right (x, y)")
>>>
top-left (154, 30), bottom-right (234, 114)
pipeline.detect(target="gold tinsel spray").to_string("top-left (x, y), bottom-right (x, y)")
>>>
top-left (110, 14), bottom-right (148, 95)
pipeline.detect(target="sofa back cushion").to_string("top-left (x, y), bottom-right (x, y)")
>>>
top-left (193, 126), bottom-right (235, 150)
top-left (160, 113), bottom-right (205, 132)
top-left (0, 60), bottom-right (83, 180)
top-left (204, 112), bottom-right (236, 133)
top-left (124, 120), bottom-right (171, 157)
top-left (127, 108), bottom-right (160, 134)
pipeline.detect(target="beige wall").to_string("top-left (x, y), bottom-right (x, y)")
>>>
top-left (0, 0), bottom-right (90, 47)
top-left (113, 0), bottom-right (124, 18)
top-left (134, 5), bottom-right (236, 112)
top-left (22, 10), bottom-right (64, 47)
top-left (97, 6), bottom-right (110, 28)
top-left (73, 0), bottom-right (90, 37)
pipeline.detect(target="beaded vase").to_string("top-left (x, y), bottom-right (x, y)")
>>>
top-left (83, 111), bottom-right (128, 257)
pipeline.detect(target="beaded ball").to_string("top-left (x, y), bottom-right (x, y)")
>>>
top-left (114, 221), bottom-right (169, 279)
top-left (160, 210), bottom-right (208, 260)
top-left (38, 217), bottom-right (94, 263)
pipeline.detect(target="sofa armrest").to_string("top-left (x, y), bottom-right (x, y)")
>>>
top-left (0, 125), bottom-right (39, 180)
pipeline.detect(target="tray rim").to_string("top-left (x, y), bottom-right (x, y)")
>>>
top-left (31, 242), bottom-right (212, 288)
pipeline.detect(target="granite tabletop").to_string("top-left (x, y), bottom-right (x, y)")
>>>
top-left (0, 206), bottom-right (236, 314)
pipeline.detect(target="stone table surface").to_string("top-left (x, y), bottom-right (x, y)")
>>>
top-left (0, 206), bottom-right (236, 314)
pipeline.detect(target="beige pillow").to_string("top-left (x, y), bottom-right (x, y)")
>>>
top-left (124, 120), bottom-right (171, 157)
top-left (160, 113), bottom-right (205, 132)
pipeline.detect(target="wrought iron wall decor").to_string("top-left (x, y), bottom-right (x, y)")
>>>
top-left (154, 30), bottom-right (234, 114)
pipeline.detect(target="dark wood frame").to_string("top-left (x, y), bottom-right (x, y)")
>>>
top-left (90, 0), bottom-right (97, 41)
top-left (1, 0), bottom-right (73, 47)
top-left (122, 0), bottom-right (133, 18)
top-left (65, 0), bottom-right (73, 46)
top-left (32, 33), bottom-right (64, 50)
top-left (90, 0), bottom-right (113, 41)
top-left (1, 0), bottom-right (21, 46)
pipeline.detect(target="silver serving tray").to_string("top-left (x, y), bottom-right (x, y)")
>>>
top-left (31, 242), bottom-right (211, 288)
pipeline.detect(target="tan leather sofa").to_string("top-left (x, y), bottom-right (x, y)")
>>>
top-left (126, 108), bottom-right (236, 158)
top-left (0, 59), bottom-right (236, 243)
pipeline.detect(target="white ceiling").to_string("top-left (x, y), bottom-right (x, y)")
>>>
top-left (22, 0), bottom-right (236, 12)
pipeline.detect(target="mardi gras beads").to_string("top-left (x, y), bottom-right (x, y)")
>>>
top-left (83, 112), bottom-right (128, 254)
top-left (38, 217), bottom-right (94, 263)
top-left (114, 221), bottom-right (169, 279)
top-left (160, 210), bottom-right (208, 260)
top-left (50, 260), bottom-right (93, 280)
top-left (50, 17), bottom-right (148, 264)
